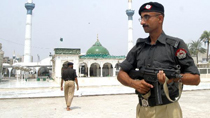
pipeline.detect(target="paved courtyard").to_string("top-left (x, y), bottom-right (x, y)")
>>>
top-left (0, 77), bottom-right (210, 118)
top-left (0, 77), bottom-right (210, 99)
top-left (0, 90), bottom-right (210, 118)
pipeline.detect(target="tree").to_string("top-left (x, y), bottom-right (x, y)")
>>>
top-left (188, 39), bottom-right (206, 63)
top-left (200, 31), bottom-right (210, 61)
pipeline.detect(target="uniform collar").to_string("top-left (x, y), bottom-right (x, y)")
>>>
top-left (145, 31), bottom-right (167, 45)
top-left (157, 31), bottom-right (167, 45)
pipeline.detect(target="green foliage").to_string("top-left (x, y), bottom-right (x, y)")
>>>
top-left (200, 31), bottom-right (210, 42)
top-left (188, 39), bottom-right (206, 63)
top-left (200, 30), bottom-right (210, 61)
top-left (188, 40), bottom-right (206, 56)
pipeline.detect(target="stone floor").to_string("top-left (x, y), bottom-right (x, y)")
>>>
top-left (0, 90), bottom-right (209, 118)
top-left (0, 77), bottom-right (210, 118)
top-left (0, 77), bottom-right (210, 98)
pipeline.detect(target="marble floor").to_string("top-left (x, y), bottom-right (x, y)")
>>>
top-left (0, 77), bottom-right (210, 98)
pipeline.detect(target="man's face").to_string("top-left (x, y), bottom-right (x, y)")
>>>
top-left (69, 65), bottom-right (73, 68)
top-left (140, 12), bottom-right (163, 33)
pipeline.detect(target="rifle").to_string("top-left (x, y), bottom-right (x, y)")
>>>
top-left (129, 65), bottom-right (182, 105)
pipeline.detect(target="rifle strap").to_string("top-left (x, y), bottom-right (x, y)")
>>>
top-left (163, 76), bottom-right (183, 102)
top-left (165, 38), bottom-right (182, 102)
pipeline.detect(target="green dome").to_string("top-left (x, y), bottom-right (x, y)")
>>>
top-left (86, 40), bottom-right (110, 56)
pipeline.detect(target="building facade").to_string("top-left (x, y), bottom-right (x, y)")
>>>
top-left (52, 39), bottom-right (125, 83)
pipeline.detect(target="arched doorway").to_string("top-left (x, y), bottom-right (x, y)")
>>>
top-left (90, 63), bottom-right (100, 77)
top-left (103, 63), bottom-right (113, 77)
top-left (115, 62), bottom-right (120, 75)
top-left (79, 63), bottom-right (88, 77)
top-left (38, 67), bottom-right (50, 76)
top-left (11, 68), bottom-right (16, 77)
top-left (2, 68), bottom-right (9, 77)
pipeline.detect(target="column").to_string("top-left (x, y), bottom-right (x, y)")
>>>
top-left (24, 1), bottom-right (35, 62)
top-left (126, 0), bottom-right (134, 52)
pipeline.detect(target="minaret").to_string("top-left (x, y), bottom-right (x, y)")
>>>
top-left (0, 43), bottom-right (4, 81)
top-left (24, 0), bottom-right (35, 63)
top-left (126, 0), bottom-right (134, 52)
top-left (13, 51), bottom-right (16, 63)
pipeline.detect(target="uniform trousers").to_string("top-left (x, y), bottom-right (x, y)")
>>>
top-left (64, 80), bottom-right (75, 107)
top-left (136, 102), bottom-right (182, 118)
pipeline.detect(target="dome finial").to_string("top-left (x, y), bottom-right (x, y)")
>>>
top-left (13, 50), bottom-right (16, 56)
top-left (86, 34), bottom-right (110, 56)
top-left (97, 34), bottom-right (99, 41)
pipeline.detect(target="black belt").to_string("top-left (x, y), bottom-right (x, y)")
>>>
top-left (65, 80), bottom-right (74, 81)
top-left (139, 96), bottom-right (174, 107)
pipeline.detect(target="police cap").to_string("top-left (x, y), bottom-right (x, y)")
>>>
top-left (68, 62), bottom-right (74, 66)
top-left (139, 2), bottom-right (164, 16)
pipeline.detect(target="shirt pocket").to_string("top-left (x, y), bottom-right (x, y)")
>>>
top-left (136, 51), bottom-right (146, 68)
top-left (152, 46), bottom-right (176, 68)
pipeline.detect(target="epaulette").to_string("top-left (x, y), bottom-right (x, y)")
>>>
top-left (136, 38), bottom-right (146, 45)
top-left (165, 35), bottom-right (181, 48)
top-left (165, 35), bottom-right (182, 64)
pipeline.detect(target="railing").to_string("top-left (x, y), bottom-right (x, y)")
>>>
top-left (198, 68), bottom-right (210, 78)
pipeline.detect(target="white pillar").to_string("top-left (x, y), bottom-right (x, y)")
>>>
top-left (79, 65), bottom-right (82, 77)
top-left (113, 63), bottom-right (116, 77)
top-left (8, 68), bottom-right (12, 79)
top-left (24, 0), bottom-right (35, 63)
top-left (88, 66), bottom-right (90, 77)
top-left (100, 63), bottom-right (103, 77)
top-left (108, 64), bottom-right (112, 76)
top-left (88, 63), bottom-right (90, 77)
top-left (0, 43), bottom-right (4, 80)
top-left (126, 0), bottom-right (134, 52)
top-left (24, 14), bottom-right (32, 62)
top-left (128, 20), bottom-right (133, 51)
top-left (35, 67), bottom-right (39, 78)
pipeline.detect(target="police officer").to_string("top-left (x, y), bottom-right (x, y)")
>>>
top-left (61, 62), bottom-right (79, 111)
top-left (117, 2), bottom-right (200, 118)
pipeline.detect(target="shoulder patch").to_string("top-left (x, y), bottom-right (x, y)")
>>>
top-left (176, 48), bottom-right (187, 59)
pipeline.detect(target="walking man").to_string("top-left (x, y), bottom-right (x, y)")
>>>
top-left (61, 62), bottom-right (79, 111)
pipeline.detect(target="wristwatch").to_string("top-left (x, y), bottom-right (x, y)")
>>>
top-left (178, 74), bottom-right (183, 83)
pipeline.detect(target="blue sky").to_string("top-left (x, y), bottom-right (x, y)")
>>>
top-left (0, 0), bottom-right (210, 61)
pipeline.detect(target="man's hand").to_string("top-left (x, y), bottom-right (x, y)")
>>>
top-left (61, 86), bottom-right (63, 91)
top-left (157, 70), bottom-right (174, 84)
top-left (131, 79), bottom-right (153, 94)
top-left (77, 86), bottom-right (79, 91)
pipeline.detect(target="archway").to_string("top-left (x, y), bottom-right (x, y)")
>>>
top-left (79, 63), bottom-right (88, 77)
top-left (103, 63), bottom-right (113, 77)
top-left (90, 63), bottom-right (100, 77)
top-left (11, 68), bottom-right (16, 77)
top-left (38, 67), bottom-right (50, 76)
top-left (2, 68), bottom-right (9, 77)
top-left (115, 62), bottom-right (120, 75)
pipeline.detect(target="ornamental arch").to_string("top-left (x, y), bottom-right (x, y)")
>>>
top-left (103, 62), bottom-right (113, 77)
top-left (38, 67), bottom-right (50, 76)
top-left (2, 68), bottom-right (9, 77)
top-left (11, 68), bottom-right (15, 77)
top-left (90, 63), bottom-right (100, 77)
top-left (79, 62), bottom-right (88, 77)
top-left (114, 62), bottom-right (121, 75)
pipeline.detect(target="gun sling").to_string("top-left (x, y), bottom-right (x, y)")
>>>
top-left (163, 76), bottom-right (183, 103)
